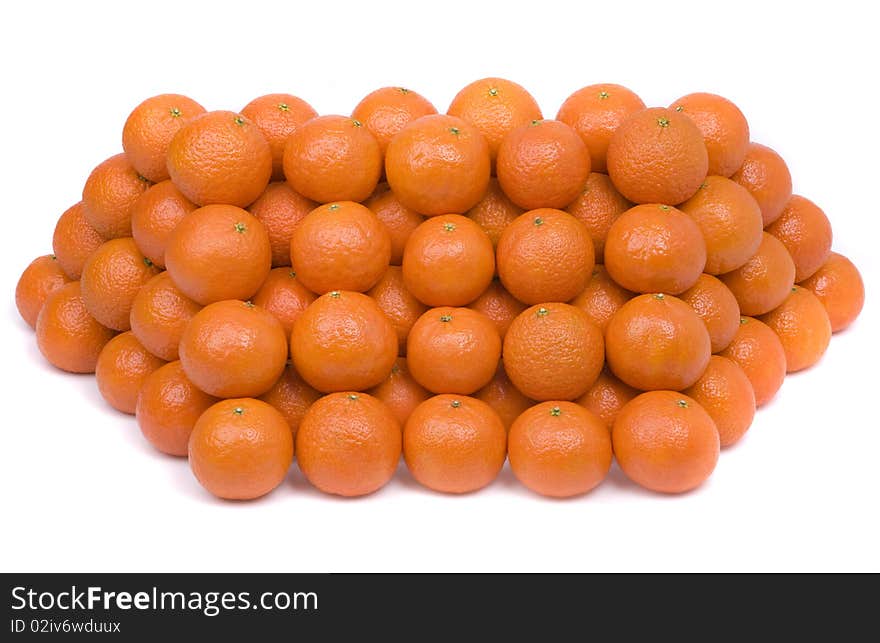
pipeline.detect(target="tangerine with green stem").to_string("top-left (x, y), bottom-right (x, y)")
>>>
top-left (189, 398), bottom-right (293, 501)
top-left (407, 307), bottom-right (501, 395)
top-left (296, 392), bottom-right (401, 497)
top-left (404, 394), bottom-right (507, 494)
top-left (509, 401), bottom-right (612, 498)
top-left (503, 303), bottom-right (604, 401)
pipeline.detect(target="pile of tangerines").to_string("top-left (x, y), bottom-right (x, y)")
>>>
top-left (16, 79), bottom-right (864, 500)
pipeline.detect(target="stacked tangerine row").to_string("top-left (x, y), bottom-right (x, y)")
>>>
top-left (16, 79), bottom-right (864, 500)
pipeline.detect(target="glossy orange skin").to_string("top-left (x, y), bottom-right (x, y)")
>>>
top-left (363, 185), bottom-right (425, 264)
top-left (52, 202), bottom-right (105, 280)
top-left (404, 394), bottom-right (507, 494)
top-left (367, 266), bottom-right (427, 355)
top-left (258, 362), bottom-right (321, 441)
top-left (509, 401), bottom-right (612, 498)
top-left (670, 93), bottom-right (750, 178)
top-left (678, 175), bottom-right (763, 275)
top-left (799, 252), bottom-right (865, 332)
top-left (80, 238), bottom-right (160, 331)
top-left (247, 182), bottom-right (317, 268)
top-left (575, 367), bottom-right (639, 432)
top-left (241, 93), bottom-right (317, 180)
top-left (730, 142), bottom-right (792, 226)
top-left (759, 286), bottom-right (831, 373)
top-left (607, 107), bottom-right (708, 205)
top-left (179, 300), bottom-right (288, 398)
top-left (447, 77), bottom-right (542, 163)
top-left (164, 204), bottom-right (272, 305)
top-left (251, 268), bottom-right (316, 335)
top-left (189, 398), bottom-right (293, 500)
top-left (503, 303), bottom-right (604, 401)
top-left (368, 358), bottom-right (431, 428)
top-left (679, 274), bottom-right (741, 353)
top-left (467, 279), bottom-right (527, 340)
top-left (684, 355), bottom-right (755, 447)
top-left (290, 290), bottom-right (397, 393)
top-left (565, 172), bottom-right (632, 263)
top-left (385, 114), bottom-right (491, 215)
top-left (36, 282), bottom-right (115, 373)
top-left (604, 204), bottom-right (706, 295)
top-left (167, 110), bottom-right (272, 208)
top-left (496, 119), bottom-right (591, 210)
top-left (352, 86), bottom-right (438, 155)
top-left (122, 94), bottom-right (206, 183)
top-left (556, 83), bottom-right (646, 173)
top-left (465, 178), bottom-right (524, 249)
top-left (605, 293), bottom-right (711, 391)
top-left (95, 331), bottom-right (166, 414)
top-left (130, 180), bottom-right (197, 269)
top-left (497, 209), bottom-right (595, 305)
top-left (290, 201), bottom-right (391, 294)
top-left (474, 361), bottom-right (534, 431)
top-left (136, 361), bottom-right (218, 456)
top-left (297, 392), bottom-right (401, 497)
top-left (82, 153), bottom-right (151, 239)
top-left (16, 255), bottom-right (70, 328)
top-left (569, 265), bottom-right (635, 333)
top-left (718, 316), bottom-right (787, 407)
top-left (402, 214), bottom-right (494, 306)
top-left (407, 307), bottom-right (502, 395)
top-left (720, 232), bottom-right (795, 316)
top-left (613, 391), bottom-right (720, 494)
top-left (129, 271), bottom-right (202, 361)
top-left (283, 115), bottom-right (381, 203)
top-left (765, 195), bottom-right (833, 282)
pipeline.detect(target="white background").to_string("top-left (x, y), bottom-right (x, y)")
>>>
top-left (1, 0), bottom-right (878, 572)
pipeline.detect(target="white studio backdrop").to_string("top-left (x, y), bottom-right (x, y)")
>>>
top-left (1, 0), bottom-right (878, 572)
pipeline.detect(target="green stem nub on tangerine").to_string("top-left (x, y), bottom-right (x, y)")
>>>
top-left (440, 314), bottom-right (453, 323)
top-left (348, 393), bottom-right (359, 401)
top-left (674, 105), bottom-right (684, 112)
top-left (398, 87), bottom-right (410, 94)
top-left (658, 205), bottom-right (671, 211)
top-left (234, 116), bottom-right (245, 126)
top-left (234, 222), bottom-right (247, 234)
top-left (278, 103), bottom-right (289, 111)
top-left (233, 407), bottom-right (245, 416)
top-left (170, 107), bottom-right (182, 118)
top-left (740, 317), bottom-right (748, 325)
top-left (449, 127), bottom-right (461, 136)
top-left (534, 217), bottom-right (544, 226)
top-left (550, 406), bottom-right (562, 417)
top-left (598, 91), bottom-right (610, 100)
top-left (244, 300), bottom-right (255, 308)
top-left (143, 257), bottom-right (153, 267)
top-left (537, 307), bottom-right (550, 317)
top-left (450, 400), bottom-right (462, 409)
top-left (653, 293), bottom-right (665, 301)
top-left (352, 119), bottom-right (363, 127)
top-left (289, 270), bottom-right (297, 278)
top-left (657, 117), bottom-right (670, 128)
top-left (677, 399), bottom-right (689, 409)
top-left (443, 222), bottom-right (456, 232)
top-left (328, 203), bottom-right (341, 212)
top-left (530, 119), bottom-right (541, 126)
top-left (488, 87), bottom-right (499, 97)
top-left (329, 290), bottom-right (341, 299)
